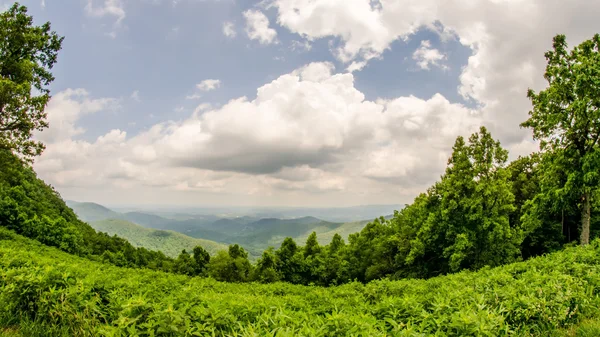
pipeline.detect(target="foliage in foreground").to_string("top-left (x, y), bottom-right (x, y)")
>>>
top-left (1, 228), bottom-right (600, 337)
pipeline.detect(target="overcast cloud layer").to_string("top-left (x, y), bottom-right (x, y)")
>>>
top-left (21, 0), bottom-right (600, 207)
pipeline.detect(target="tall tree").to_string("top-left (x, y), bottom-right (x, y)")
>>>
top-left (521, 34), bottom-right (600, 245)
top-left (0, 3), bottom-right (63, 161)
top-left (407, 127), bottom-right (520, 274)
top-left (254, 248), bottom-right (280, 283)
top-left (192, 245), bottom-right (210, 276)
top-left (303, 232), bottom-right (320, 258)
top-left (275, 237), bottom-right (304, 284)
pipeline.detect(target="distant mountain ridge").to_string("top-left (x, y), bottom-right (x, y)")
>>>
top-left (90, 219), bottom-right (227, 257)
top-left (68, 200), bottom-right (397, 257)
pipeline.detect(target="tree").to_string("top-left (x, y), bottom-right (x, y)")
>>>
top-left (192, 245), bottom-right (210, 276)
top-left (275, 237), bottom-right (305, 284)
top-left (329, 233), bottom-right (344, 254)
top-left (521, 34), bottom-right (600, 245)
top-left (254, 248), bottom-right (280, 283)
top-left (407, 127), bottom-right (520, 274)
top-left (228, 244), bottom-right (248, 259)
top-left (0, 3), bottom-right (64, 160)
top-left (510, 154), bottom-right (571, 258)
top-left (303, 232), bottom-right (321, 257)
top-left (208, 245), bottom-right (252, 282)
top-left (174, 250), bottom-right (195, 276)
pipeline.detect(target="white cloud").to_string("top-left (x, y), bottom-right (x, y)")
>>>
top-left (35, 62), bottom-right (482, 206)
top-left (196, 79), bottom-right (221, 91)
top-left (412, 40), bottom-right (447, 70)
top-left (130, 90), bottom-right (141, 102)
top-left (243, 10), bottom-right (278, 45)
top-left (347, 61), bottom-right (367, 73)
top-left (36, 89), bottom-right (118, 144)
top-left (41, 0), bottom-right (46, 9)
top-left (290, 40), bottom-right (311, 51)
top-left (223, 21), bottom-right (236, 38)
top-left (271, 0), bottom-right (600, 147)
top-left (85, 0), bottom-right (125, 24)
top-left (185, 93), bottom-right (202, 100)
top-left (192, 103), bottom-right (212, 117)
top-left (85, 0), bottom-right (126, 37)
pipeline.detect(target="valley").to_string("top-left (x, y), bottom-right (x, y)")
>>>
top-left (67, 200), bottom-right (387, 258)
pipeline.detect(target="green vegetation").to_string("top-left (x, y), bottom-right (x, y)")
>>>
top-left (2, 228), bottom-right (600, 336)
top-left (90, 219), bottom-right (227, 258)
top-left (1, 3), bottom-right (600, 336)
top-left (0, 3), bottom-right (63, 161)
top-left (69, 200), bottom-right (375, 258)
top-left (521, 34), bottom-right (600, 245)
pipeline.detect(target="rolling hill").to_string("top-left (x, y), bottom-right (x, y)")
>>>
top-left (90, 219), bottom-right (227, 257)
top-left (65, 200), bottom-right (121, 222)
top-left (67, 200), bottom-right (379, 256)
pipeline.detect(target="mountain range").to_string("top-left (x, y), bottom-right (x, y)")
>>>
top-left (67, 200), bottom-right (394, 257)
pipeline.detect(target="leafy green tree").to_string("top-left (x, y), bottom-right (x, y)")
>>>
top-left (174, 250), bottom-right (195, 276)
top-left (208, 245), bottom-right (252, 282)
top-left (509, 154), bottom-right (568, 257)
top-left (342, 217), bottom-right (394, 282)
top-left (321, 233), bottom-right (346, 285)
top-left (192, 245), bottom-right (210, 276)
top-left (303, 232), bottom-right (321, 257)
top-left (0, 3), bottom-right (64, 160)
top-left (522, 34), bottom-right (600, 245)
top-left (254, 247), bottom-right (280, 283)
top-left (275, 237), bottom-right (305, 284)
top-left (407, 127), bottom-right (520, 274)
top-left (329, 233), bottom-right (344, 254)
top-left (303, 232), bottom-right (324, 285)
top-left (228, 244), bottom-right (248, 259)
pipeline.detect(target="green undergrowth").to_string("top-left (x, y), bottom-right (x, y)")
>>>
top-left (1, 227), bottom-right (600, 336)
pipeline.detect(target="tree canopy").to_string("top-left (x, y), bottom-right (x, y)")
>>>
top-left (0, 3), bottom-right (63, 161)
top-left (522, 34), bottom-right (600, 245)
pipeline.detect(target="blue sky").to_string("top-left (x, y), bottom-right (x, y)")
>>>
top-left (11, 0), bottom-right (600, 207)
top-left (22, 0), bottom-right (471, 141)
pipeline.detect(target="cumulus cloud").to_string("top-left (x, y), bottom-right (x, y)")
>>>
top-left (36, 62), bottom-right (482, 207)
top-left (243, 10), bottom-right (278, 45)
top-left (222, 21), bottom-right (236, 38)
top-left (412, 40), bottom-right (447, 70)
top-left (270, 0), bottom-right (600, 149)
top-left (36, 89), bottom-right (118, 144)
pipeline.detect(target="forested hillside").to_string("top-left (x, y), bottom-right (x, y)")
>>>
top-left (89, 219), bottom-right (227, 257)
top-left (69, 200), bottom-right (378, 257)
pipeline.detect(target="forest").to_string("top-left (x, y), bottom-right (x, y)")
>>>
top-left (1, 2), bottom-right (600, 336)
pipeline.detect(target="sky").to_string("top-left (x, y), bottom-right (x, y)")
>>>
top-left (8, 0), bottom-right (600, 207)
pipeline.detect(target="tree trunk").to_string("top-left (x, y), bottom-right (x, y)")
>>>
top-left (581, 192), bottom-right (591, 245)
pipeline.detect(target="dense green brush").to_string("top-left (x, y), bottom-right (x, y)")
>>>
top-left (1, 227), bottom-right (600, 336)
